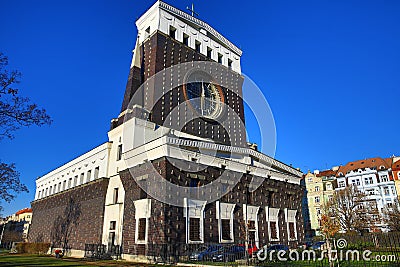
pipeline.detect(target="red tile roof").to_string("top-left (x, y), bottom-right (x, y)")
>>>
top-left (15, 208), bottom-right (32, 215)
top-left (316, 169), bottom-right (337, 177)
top-left (336, 157), bottom-right (391, 177)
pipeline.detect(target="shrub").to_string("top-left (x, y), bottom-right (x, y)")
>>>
top-left (14, 242), bottom-right (51, 254)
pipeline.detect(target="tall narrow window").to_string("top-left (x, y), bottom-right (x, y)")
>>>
top-left (117, 144), bottom-right (123, 161)
top-left (87, 170), bottom-right (92, 183)
top-left (113, 188), bottom-right (119, 204)
top-left (289, 222), bottom-right (295, 239)
top-left (109, 221), bottom-right (116, 247)
top-left (221, 219), bottom-right (231, 240)
top-left (270, 221), bottom-right (278, 239)
top-left (207, 47), bottom-right (212, 58)
top-left (195, 41), bottom-right (201, 53)
top-left (218, 53), bottom-right (223, 64)
top-left (63, 180), bottom-right (66, 190)
top-left (169, 26), bottom-right (176, 39)
top-left (138, 218), bottom-right (146, 241)
top-left (183, 33), bottom-right (189, 46)
top-left (74, 175), bottom-right (78, 187)
top-left (80, 173), bottom-right (84, 185)
top-left (228, 59), bottom-right (232, 68)
top-left (94, 167), bottom-right (99, 179)
top-left (58, 182), bottom-right (61, 192)
top-left (189, 218), bottom-right (201, 241)
top-left (68, 178), bottom-right (72, 189)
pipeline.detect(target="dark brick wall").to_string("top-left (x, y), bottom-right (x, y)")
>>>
top-left (120, 157), bottom-right (305, 251)
top-left (28, 178), bottom-right (109, 251)
top-left (118, 31), bottom-right (246, 147)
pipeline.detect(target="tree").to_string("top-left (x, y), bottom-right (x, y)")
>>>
top-left (382, 204), bottom-right (400, 232)
top-left (326, 185), bottom-right (376, 233)
top-left (0, 162), bottom-right (28, 205)
top-left (0, 52), bottom-right (52, 211)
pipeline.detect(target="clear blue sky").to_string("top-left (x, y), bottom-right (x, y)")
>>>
top-left (1, 0), bottom-right (399, 216)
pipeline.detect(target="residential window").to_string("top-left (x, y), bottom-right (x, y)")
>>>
top-left (58, 182), bottom-right (61, 192)
top-left (183, 33), bottom-right (189, 46)
top-left (338, 181), bottom-right (345, 187)
top-left (195, 41), bottom-right (201, 53)
top-left (221, 219), bottom-right (231, 240)
top-left (189, 218), bottom-right (201, 241)
top-left (289, 222), bottom-right (295, 239)
top-left (117, 144), bottom-right (123, 161)
top-left (113, 188), bottom-right (119, 204)
top-left (169, 26), bottom-right (176, 39)
top-left (74, 176), bottom-right (78, 187)
top-left (316, 208), bottom-right (321, 215)
top-left (207, 47), bottom-right (212, 58)
top-left (68, 178), bottom-right (72, 188)
top-left (315, 186), bottom-right (320, 192)
top-left (384, 187), bottom-right (390, 196)
top-left (63, 180), bottom-right (66, 190)
top-left (270, 221), bottom-right (278, 239)
top-left (315, 196), bottom-right (320, 203)
top-left (138, 218), bottom-right (146, 241)
top-left (326, 184), bottom-right (332, 190)
top-left (365, 177), bottom-right (373, 185)
top-left (307, 177), bottom-right (313, 183)
top-left (381, 175), bottom-right (389, 182)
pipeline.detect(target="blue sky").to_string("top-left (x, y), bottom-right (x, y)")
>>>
top-left (0, 0), bottom-right (399, 216)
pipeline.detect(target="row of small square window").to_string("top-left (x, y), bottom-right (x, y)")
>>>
top-left (37, 167), bottom-right (100, 199)
top-left (168, 26), bottom-right (233, 68)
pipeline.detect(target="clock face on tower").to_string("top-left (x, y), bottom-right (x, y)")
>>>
top-left (183, 71), bottom-right (224, 119)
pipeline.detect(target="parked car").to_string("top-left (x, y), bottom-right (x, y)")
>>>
top-left (212, 245), bottom-right (245, 262)
top-left (189, 245), bottom-right (222, 261)
top-left (266, 244), bottom-right (289, 253)
top-left (311, 241), bottom-right (326, 250)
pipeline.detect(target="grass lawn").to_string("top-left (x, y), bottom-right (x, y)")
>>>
top-left (0, 252), bottom-right (170, 267)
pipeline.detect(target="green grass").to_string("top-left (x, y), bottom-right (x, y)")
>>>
top-left (0, 253), bottom-right (171, 267)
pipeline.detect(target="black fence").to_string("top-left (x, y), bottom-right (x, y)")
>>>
top-left (84, 244), bottom-right (122, 260)
top-left (84, 233), bottom-right (400, 266)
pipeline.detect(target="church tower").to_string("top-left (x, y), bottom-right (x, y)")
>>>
top-left (113, 1), bottom-right (246, 147)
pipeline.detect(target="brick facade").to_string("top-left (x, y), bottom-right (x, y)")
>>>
top-left (29, 178), bottom-right (109, 250)
top-left (119, 157), bottom-right (304, 254)
top-left (117, 31), bottom-right (246, 147)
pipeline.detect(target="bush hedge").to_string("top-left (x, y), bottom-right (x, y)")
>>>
top-left (14, 242), bottom-right (51, 254)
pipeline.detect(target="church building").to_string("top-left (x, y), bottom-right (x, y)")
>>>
top-left (28, 1), bottom-right (305, 260)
